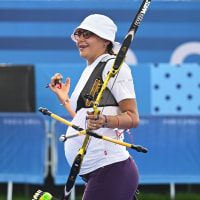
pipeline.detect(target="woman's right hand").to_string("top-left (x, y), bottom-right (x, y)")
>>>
top-left (48, 73), bottom-right (71, 105)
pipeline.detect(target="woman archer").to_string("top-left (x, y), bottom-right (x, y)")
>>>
top-left (49, 14), bottom-right (140, 200)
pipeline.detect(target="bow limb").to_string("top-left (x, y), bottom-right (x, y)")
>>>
top-left (93, 0), bottom-right (152, 113)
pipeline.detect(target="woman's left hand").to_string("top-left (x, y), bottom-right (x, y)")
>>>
top-left (86, 111), bottom-right (105, 130)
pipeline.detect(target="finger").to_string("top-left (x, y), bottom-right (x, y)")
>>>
top-left (88, 120), bottom-right (96, 130)
top-left (86, 110), bottom-right (93, 115)
top-left (92, 122), bottom-right (97, 130)
top-left (65, 77), bottom-right (70, 85)
top-left (49, 84), bottom-right (56, 91)
top-left (51, 74), bottom-right (63, 85)
top-left (55, 73), bottom-right (63, 80)
top-left (86, 111), bottom-right (95, 120)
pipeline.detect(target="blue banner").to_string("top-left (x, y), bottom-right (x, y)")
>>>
top-left (0, 113), bottom-right (47, 184)
top-left (0, 0), bottom-right (200, 64)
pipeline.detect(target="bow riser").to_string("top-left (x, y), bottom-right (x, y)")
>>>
top-left (92, 58), bottom-right (125, 114)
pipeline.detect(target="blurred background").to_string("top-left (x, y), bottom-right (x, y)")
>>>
top-left (0, 0), bottom-right (200, 200)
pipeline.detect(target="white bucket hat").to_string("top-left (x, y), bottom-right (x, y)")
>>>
top-left (71, 14), bottom-right (119, 47)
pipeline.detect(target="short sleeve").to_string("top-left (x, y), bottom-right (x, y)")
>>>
top-left (102, 59), bottom-right (136, 103)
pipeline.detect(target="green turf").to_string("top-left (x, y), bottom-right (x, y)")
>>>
top-left (138, 192), bottom-right (200, 200)
top-left (1, 192), bottom-right (200, 200)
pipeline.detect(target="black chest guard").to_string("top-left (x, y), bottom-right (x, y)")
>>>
top-left (76, 55), bottom-right (118, 112)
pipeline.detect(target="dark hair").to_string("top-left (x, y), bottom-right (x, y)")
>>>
top-left (107, 42), bottom-right (116, 55)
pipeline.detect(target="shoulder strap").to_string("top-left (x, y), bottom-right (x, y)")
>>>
top-left (76, 55), bottom-right (118, 112)
top-left (101, 54), bottom-right (116, 62)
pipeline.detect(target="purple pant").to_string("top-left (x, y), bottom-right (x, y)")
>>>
top-left (82, 157), bottom-right (139, 200)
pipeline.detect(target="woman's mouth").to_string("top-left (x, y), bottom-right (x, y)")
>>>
top-left (79, 44), bottom-right (88, 51)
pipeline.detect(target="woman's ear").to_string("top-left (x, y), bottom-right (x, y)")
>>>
top-left (104, 40), bottom-right (111, 46)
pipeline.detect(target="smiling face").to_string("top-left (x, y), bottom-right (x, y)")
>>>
top-left (75, 29), bottom-right (110, 65)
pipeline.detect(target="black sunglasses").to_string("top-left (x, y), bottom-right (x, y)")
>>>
top-left (74, 30), bottom-right (94, 40)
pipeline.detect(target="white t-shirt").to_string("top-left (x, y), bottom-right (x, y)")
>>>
top-left (64, 54), bottom-right (136, 175)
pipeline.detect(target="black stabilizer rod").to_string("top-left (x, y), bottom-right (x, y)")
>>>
top-left (38, 107), bottom-right (52, 116)
top-left (131, 144), bottom-right (148, 153)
